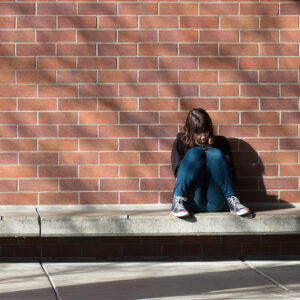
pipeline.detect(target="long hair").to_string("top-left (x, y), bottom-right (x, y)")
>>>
top-left (181, 108), bottom-right (214, 148)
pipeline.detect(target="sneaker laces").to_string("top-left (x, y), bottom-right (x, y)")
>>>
top-left (173, 195), bottom-right (187, 211)
top-left (227, 196), bottom-right (245, 211)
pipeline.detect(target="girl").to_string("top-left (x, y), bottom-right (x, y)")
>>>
top-left (171, 108), bottom-right (250, 217)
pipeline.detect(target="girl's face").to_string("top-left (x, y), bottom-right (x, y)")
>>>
top-left (194, 130), bottom-right (209, 146)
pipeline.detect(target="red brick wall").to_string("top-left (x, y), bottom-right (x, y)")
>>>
top-left (0, 1), bottom-right (299, 205)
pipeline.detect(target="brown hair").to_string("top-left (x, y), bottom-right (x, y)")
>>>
top-left (181, 108), bottom-right (214, 148)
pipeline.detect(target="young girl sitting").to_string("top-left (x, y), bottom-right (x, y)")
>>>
top-left (171, 108), bottom-right (250, 217)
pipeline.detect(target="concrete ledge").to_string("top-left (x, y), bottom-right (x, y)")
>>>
top-left (0, 205), bottom-right (300, 237)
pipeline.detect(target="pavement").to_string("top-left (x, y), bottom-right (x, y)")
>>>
top-left (1, 260), bottom-right (300, 300)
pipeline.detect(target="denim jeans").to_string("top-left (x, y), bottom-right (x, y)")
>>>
top-left (173, 147), bottom-right (235, 213)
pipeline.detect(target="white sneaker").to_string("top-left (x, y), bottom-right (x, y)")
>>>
top-left (171, 195), bottom-right (189, 217)
top-left (227, 196), bottom-right (250, 216)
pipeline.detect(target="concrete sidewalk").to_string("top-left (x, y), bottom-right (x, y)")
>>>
top-left (1, 260), bottom-right (299, 299)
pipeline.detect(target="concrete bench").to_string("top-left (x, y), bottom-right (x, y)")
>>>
top-left (1, 204), bottom-right (300, 237)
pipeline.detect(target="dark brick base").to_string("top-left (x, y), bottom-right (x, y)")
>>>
top-left (0, 235), bottom-right (300, 260)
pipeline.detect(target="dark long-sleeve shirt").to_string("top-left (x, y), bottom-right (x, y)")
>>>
top-left (171, 132), bottom-right (235, 180)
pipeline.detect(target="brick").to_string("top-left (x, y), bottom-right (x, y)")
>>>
top-left (160, 30), bottom-right (197, 42)
top-left (159, 139), bottom-right (174, 151)
top-left (280, 165), bottom-right (300, 176)
top-left (120, 85), bottom-right (158, 97)
top-left (59, 152), bottom-right (98, 165)
top-left (98, 71), bottom-right (137, 83)
top-left (0, 44), bottom-right (14, 56)
top-left (140, 71), bottom-right (177, 83)
top-left (38, 3), bottom-right (76, 15)
top-left (260, 152), bottom-right (298, 163)
top-left (160, 165), bottom-right (173, 177)
top-left (200, 30), bottom-right (238, 42)
top-left (160, 84), bottom-right (198, 97)
top-left (139, 98), bottom-right (177, 111)
top-left (60, 179), bottom-right (98, 191)
top-left (220, 16), bottom-right (258, 29)
top-left (80, 192), bottom-right (118, 205)
top-left (79, 139), bottom-right (118, 151)
top-left (200, 3), bottom-right (238, 15)
top-left (17, 71), bottom-right (56, 84)
top-left (179, 44), bottom-right (218, 56)
top-left (17, 44), bottom-right (55, 56)
top-left (240, 30), bottom-right (278, 42)
top-left (99, 125), bottom-right (138, 137)
top-left (0, 140), bottom-right (36, 151)
top-left (200, 85), bottom-right (238, 97)
top-left (119, 3), bottom-right (157, 15)
top-left (77, 30), bottom-right (115, 43)
top-left (179, 71), bottom-right (217, 83)
top-left (280, 191), bottom-right (300, 203)
top-left (0, 180), bottom-right (17, 192)
top-left (232, 152), bottom-right (258, 164)
top-left (120, 192), bottom-right (158, 204)
top-left (39, 112), bottom-right (77, 125)
top-left (140, 152), bottom-right (171, 164)
top-left (0, 166), bottom-right (36, 178)
top-left (141, 16), bottom-right (178, 29)
top-left (160, 57), bottom-right (197, 69)
top-left (219, 125), bottom-right (257, 137)
top-left (37, 30), bottom-right (75, 42)
top-left (119, 139), bottom-right (158, 151)
top-left (261, 16), bottom-right (298, 29)
top-left (235, 178), bottom-right (258, 190)
top-left (57, 44), bottom-right (96, 57)
top-left (0, 112), bottom-right (36, 125)
top-left (101, 179), bottom-right (138, 191)
top-left (241, 112), bottom-right (279, 124)
top-left (141, 179), bottom-right (175, 191)
top-left (20, 153), bottom-right (58, 165)
top-left (139, 125), bottom-right (178, 137)
top-left (219, 71), bottom-right (257, 83)
top-left (99, 16), bottom-right (137, 28)
top-left (119, 30), bottom-right (157, 43)
top-left (240, 3), bottom-right (278, 15)
top-left (0, 85), bottom-right (36, 97)
top-left (281, 85), bottom-right (300, 97)
top-left (260, 44), bottom-right (298, 56)
top-left (241, 85), bottom-right (279, 97)
top-left (80, 166), bottom-right (118, 177)
top-left (0, 153), bottom-right (17, 165)
top-left (139, 44), bottom-right (177, 56)
top-left (79, 112), bottom-right (118, 124)
top-left (0, 4), bottom-right (35, 15)
top-left (220, 44), bottom-right (258, 56)
top-left (281, 112), bottom-right (300, 124)
top-left (40, 193), bottom-right (78, 205)
top-left (19, 125), bottom-right (57, 138)
top-left (0, 71), bottom-right (14, 84)
top-left (78, 3), bottom-right (117, 15)
top-left (238, 191), bottom-right (278, 203)
top-left (240, 58), bottom-right (277, 70)
top-left (39, 139), bottom-right (77, 151)
top-left (0, 99), bottom-right (15, 111)
top-left (120, 166), bottom-right (158, 177)
top-left (99, 44), bottom-right (136, 56)
top-left (59, 99), bottom-right (97, 111)
top-left (210, 112), bottom-right (239, 124)
top-left (0, 58), bottom-right (35, 70)
top-left (280, 138), bottom-right (300, 150)
top-left (260, 71), bottom-right (297, 83)
top-left (240, 164), bottom-right (278, 177)
top-left (57, 71), bottom-right (96, 83)
top-left (79, 85), bottom-right (118, 97)
top-left (260, 125), bottom-right (297, 137)
top-left (242, 244), bottom-right (280, 256)
top-left (100, 152), bottom-right (138, 164)
top-left (280, 58), bottom-right (300, 70)
top-left (123, 244), bottom-right (161, 257)
top-left (262, 178), bottom-right (298, 190)
top-left (0, 17), bottom-right (15, 29)
top-left (18, 16), bottom-right (56, 29)
top-left (120, 57), bottom-right (157, 69)
top-left (98, 98), bottom-right (137, 111)
top-left (37, 57), bottom-right (76, 70)
top-left (280, 3), bottom-right (300, 15)
top-left (58, 16), bottom-right (97, 28)
top-left (59, 125), bottom-right (97, 138)
top-left (181, 16), bottom-right (218, 29)
top-left (240, 138), bottom-right (278, 151)
top-left (199, 57), bottom-right (237, 69)
top-left (20, 179), bottom-right (58, 191)
top-left (160, 3), bottom-right (198, 15)
top-left (19, 99), bottom-right (56, 111)
top-left (159, 112), bottom-right (186, 124)
top-left (160, 191), bottom-right (173, 204)
top-left (120, 112), bottom-right (158, 124)
top-left (260, 98), bottom-right (299, 110)
top-left (0, 193), bottom-right (37, 205)
top-left (180, 98), bottom-right (218, 111)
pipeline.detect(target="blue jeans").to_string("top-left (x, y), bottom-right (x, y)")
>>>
top-left (173, 147), bottom-right (235, 213)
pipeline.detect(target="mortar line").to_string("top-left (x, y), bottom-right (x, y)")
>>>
top-left (40, 261), bottom-right (61, 300)
top-left (243, 260), bottom-right (293, 294)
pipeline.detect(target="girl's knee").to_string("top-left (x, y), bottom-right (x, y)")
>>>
top-left (185, 147), bottom-right (205, 161)
top-left (206, 148), bottom-right (224, 161)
